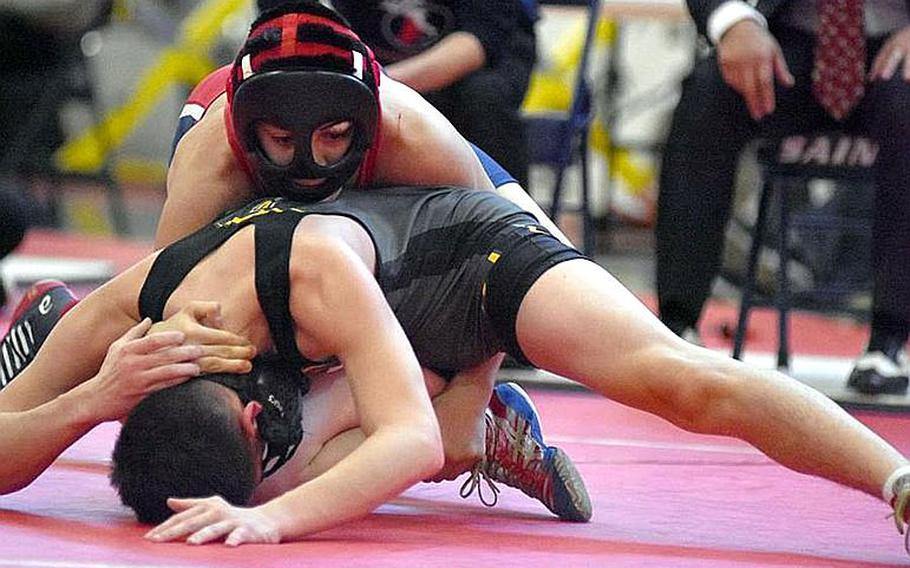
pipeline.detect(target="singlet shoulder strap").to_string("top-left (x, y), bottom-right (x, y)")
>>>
top-left (139, 223), bottom-right (244, 321)
top-left (254, 215), bottom-right (328, 370)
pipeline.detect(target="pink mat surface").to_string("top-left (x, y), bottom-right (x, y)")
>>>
top-left (1, 390), bottom-right (907, 567)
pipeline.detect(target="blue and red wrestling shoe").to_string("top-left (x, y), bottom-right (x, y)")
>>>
top-left (461, 382), bottom-right (592, 522)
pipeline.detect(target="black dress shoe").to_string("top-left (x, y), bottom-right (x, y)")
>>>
top-left (847, 339), bottom-right (909, 395)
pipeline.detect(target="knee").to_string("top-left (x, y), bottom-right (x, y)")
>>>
top-left (645, 347), bottom-right (740, 434)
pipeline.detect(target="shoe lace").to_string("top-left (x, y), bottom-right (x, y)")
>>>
top-left (460, 412), bottom-right (551, 509)
top-left (459, 462), bottom-right (500, 507)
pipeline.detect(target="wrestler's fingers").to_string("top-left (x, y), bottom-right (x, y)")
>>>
top-left (147, 501), bottom-right (214, 541)
top-left (196, 356), bottom-right (253, 375)
top-left (224, 527), bottom-right (248, 547)
top-left (187, 326), bottom-right (255, 347)
top-left (123, 331), bottom-right (187, 355)
top-left (187, 521), bottom-right (235, 545)
top-left (156, 343), bottom-right (205, 362)
top-left (139, 363), bottom-right (202, 389)
top-left (119, 318), bottom-right (153, 342)
top-left (184, 301), bottom-right (225, 327)
top-left (199, 343), bottom-right (256, 359)
top-left (167, 496), bottom-right (223, 513)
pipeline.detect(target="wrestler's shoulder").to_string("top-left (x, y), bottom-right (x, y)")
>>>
top-left (186, 65), bottom-right (231, 110)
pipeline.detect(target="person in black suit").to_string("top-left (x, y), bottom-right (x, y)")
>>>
top-left (657, 0), bottom-right (910, 395)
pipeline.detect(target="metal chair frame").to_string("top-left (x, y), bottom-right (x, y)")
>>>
top-left (732, 132), bottom-right (877, 369)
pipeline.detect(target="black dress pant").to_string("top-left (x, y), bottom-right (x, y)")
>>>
top-left (657, 28), bottom-right (910, 342)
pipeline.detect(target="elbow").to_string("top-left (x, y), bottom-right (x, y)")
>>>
top-left (406, 423), bottom-right (445, 482)
top-left (417, 427), bottom-right (445, 480)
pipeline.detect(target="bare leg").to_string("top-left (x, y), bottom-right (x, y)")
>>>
top-left (515, 259), bottom-right (907, 499)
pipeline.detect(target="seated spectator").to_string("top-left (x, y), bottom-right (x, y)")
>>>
top-left (656, 0), bottom-right (910, 395)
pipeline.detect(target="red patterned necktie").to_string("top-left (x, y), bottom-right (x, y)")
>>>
top-left (812, 0), bottom-right (866, 120)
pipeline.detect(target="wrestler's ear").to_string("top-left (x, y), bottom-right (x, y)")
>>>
top-left (240, 401), bottom-right (263, 439)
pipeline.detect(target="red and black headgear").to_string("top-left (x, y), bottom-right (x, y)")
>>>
top-left (226, 1), bottom-right (382, 201)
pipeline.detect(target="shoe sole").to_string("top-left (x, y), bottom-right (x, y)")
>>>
top-left (550, 447), bottom-right (592, 522)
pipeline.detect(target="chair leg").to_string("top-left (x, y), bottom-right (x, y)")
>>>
top-left (733, 178), bottom-right (774, 360)
top-left (79, 54), bottom-right (129, 235)
top-left (548, 165), bottom-right (568, 222)
top-left (579, 132), bottom-right (594, 255)
top-left (776, 179), bottom-right (793, 371)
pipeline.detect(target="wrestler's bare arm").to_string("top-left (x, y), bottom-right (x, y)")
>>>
top-left (0, 262), bottom-right (255, 494)
top-left (0, 268), bottom-right (154, 412)
top-left (147, 235), bottom-right (443, 544)
top-left (0, 268), bottom-right (199, 493)
top-left (274, 358), bottom-right (499, 489)
top-left (427, 354), bottom-right (502, 481)
top-left (156, 95), bottom-right (255, 249)
top-left (374, 79), bottom-right (494, 190)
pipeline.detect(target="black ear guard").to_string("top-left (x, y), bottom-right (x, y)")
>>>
top-left (200, 354), bottom-right (309, 478)
top-left (231, 70), bottom-right (379, 202)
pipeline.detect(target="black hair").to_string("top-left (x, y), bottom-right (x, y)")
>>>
top-left (110, 379), bottom-right (257, 524)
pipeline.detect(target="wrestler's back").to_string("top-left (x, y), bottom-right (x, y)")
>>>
top-left (160, 227), bottom-right (270, 353)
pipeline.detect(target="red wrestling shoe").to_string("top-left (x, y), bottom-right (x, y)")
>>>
top-left (0, 280), bottom-right (77, 388)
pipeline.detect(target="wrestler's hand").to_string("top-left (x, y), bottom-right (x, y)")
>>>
top-left (869, 25), bottom-right (910, 82)
top-left (149, 301), bottom-right (255, 374)
top-left (145, 496), bottom-right (281, 546)
top-left (80, 319), bottom-right (204, 422)
top-left (717, 19), bottom-right (794, 120)
top-left (425, 355), bottom-right (503, 482)
top-left (427, 404), bottom-right (486, 483)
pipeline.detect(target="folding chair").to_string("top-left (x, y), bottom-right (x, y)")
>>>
top-left (732, 132), bottom-right (876, 369)
top-left (524, 0), bottom-right (601, 254)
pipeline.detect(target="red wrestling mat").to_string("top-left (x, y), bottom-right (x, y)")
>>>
top-left (635, 296), bottom-right (869, 359)
top-left (16, 229), bottom-right (153, 274)
top-left (0, 389), bottom-right (906, 567)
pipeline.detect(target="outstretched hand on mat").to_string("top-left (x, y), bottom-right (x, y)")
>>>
top-left (145, 496), bottom-right (280, 546)
top-left (149, 301), bottom-right (256, 374)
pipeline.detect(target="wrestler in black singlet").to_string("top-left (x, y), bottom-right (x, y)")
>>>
top-left (139, 186), bottom-right (585, 377)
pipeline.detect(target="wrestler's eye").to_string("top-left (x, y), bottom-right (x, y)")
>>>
top-left (255, 123), bottom-right (295, 166)
top-left (320, 121), bottom-right (353, 142)
top-left (311, 121), bottom-right (354, 166)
